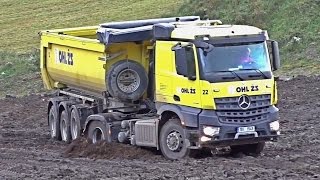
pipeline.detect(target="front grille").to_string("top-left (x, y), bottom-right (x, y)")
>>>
top-left (214, 94), bottom-right (271, 124)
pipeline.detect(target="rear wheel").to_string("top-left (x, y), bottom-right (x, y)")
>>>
top-left (231, 142), bottom-right (265, 156)
top-left (70, 108), bottom-right (81, 140)
top-left (87, 121), bottom-right (110, 144)
top-left (48, 105), bottom-right (61, 140)
top-left (159, 119), bottom-right (190, 160)
top-left (60, 110), bottom-right (71, 143)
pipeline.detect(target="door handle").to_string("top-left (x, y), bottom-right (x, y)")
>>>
top-left (173, 95), bottom-right (180, 102)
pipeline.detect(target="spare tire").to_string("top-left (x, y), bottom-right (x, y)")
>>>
top-left (107, 60), bottom-right (148, 102)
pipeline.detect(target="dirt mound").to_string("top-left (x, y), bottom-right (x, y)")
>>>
top-left (63, 137), bottom-right (162, 160)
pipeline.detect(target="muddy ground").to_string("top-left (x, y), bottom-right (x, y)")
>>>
top-left (1, 76), bottom-right (320, 179)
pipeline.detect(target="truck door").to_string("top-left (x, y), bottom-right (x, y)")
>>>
top-left (172, 43), bottom-right (201, 108)
top-left (155, 41), bottom-right (201, 108)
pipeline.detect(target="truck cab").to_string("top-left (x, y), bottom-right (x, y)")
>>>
top-left (153, 22), bottom-right (280, 158)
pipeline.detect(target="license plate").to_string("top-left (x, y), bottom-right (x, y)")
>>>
top-left (237, 126), bottom-right (255, 133)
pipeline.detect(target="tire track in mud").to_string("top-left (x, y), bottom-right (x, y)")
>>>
top-left (1, 77), bottom-right (320, 179)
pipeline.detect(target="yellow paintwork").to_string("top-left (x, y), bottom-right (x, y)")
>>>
top-left (155, 41), bottom-right (202, 108)
top-left (40, 27), bottom-right (150, 94)
top-left (47, 43), bottom-right (106, 93)
top-left (155, 40), bottom-right (277, 110)
top-left (273, 81), bottom-right (278, 104)
top-left (200, 79), bottom-right (276, 109)
top-left (43, 26), bottom-right (99, 37)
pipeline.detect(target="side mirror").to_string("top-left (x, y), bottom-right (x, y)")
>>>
top-left (172, 44), bottom-right (196, 80)
top-left (193, 40), bottom-right (214, 53)
top-left (270, 41), bottom-right (281, 71)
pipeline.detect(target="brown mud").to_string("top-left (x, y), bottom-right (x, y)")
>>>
top-left (1, 76), bottom-right (320, 179)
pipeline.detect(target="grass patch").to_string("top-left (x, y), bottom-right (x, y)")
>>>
top-left (0, 51), bottom-right (44, 97)
top-left (0, 0), bottom-right (184, 96)
top-left (173, 0), bottom-right (320, 75)
top-left (0, 0), bottom-right (183, 53)
top-left (0, 51), bottom-right (39, 77)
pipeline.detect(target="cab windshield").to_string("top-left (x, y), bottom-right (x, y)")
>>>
top-left (198, 42), bottom-right (272, 82)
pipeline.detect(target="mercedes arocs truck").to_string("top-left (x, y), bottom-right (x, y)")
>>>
top-left (40, 16), bottom-right (280, 159)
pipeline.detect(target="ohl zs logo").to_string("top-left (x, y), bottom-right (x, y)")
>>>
top-left (55, 48), bottom-right (74, 65)
top-left (228, 85), bottom-right (259, 94)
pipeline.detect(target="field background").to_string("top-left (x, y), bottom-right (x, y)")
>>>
top-left (0, 0), bottom-right (319, 96)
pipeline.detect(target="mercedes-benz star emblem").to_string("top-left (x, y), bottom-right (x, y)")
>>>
top-left (238, 95), bottom-right (251, 110)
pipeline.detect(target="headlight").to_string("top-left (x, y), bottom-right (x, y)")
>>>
top-left (200, 136), bottom-right (212, 142)
top-left (203, 126), bottom-right (220, 136)
top-left (270, 121), bottom-right (280, 131)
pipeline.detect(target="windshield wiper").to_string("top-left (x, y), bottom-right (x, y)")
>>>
top-left (237, 68), bottom-right (269, 79)
top-left (215, 70), bottom-right (244, 81)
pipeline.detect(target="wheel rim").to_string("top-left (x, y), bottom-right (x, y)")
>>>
top-left (166, 130), bottom-right (183, 152)
top-left (116, 69), bottom-right (141, 93)
top-left (49, 111), bottom-right (56, 137)
top-left (71, 116), bottom-right (78, 139)
top-left (92, 127), bottom-right (105, 144)
top-left (61, 119), bottom-right (67, 141)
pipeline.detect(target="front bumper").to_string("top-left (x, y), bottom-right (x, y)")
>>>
top-left (185, 106), bottom-right (280, 148)
top-left (201, 135), bottom-right (278, 147)
top-left (186, 126), bottom-right (279, 149)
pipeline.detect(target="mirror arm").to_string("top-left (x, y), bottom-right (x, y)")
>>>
top-left (188, 75), bottom-right (196, 81)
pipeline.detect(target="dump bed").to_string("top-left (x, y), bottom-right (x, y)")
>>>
top-left (40, 16), bottom-right (200, 96)
top-left (40, 26), bottom-right (150, 95)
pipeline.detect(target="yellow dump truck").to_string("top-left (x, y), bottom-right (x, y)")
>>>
top-left (40, 16), bottom-right (281, 159)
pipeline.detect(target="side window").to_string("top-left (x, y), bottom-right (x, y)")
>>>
top-left (185, 47), bottom-right (196, 78)
top-left (267, 41), bottom-right (273, 65)
top-left (174, 47), bottom-right (187, 76)
top-left (174, 44), bottom-right (196, 80)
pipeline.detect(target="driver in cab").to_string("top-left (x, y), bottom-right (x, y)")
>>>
top-left (239, 47), bottom-right (265, 70)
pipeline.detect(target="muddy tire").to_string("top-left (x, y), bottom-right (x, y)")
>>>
top-left (107, 60), bottom-right (148, 102)
top-left (159, 119), bottom-right (190, 160)
top-left (70, 107), bottom-right (81, 140)
top-left (48, 105), bottom-right (61, 140)
top-left (60, 110), bottom-right (71, 143)
top-left (231, 142), bottom-right (265, 156)
top-left (87, 121), bottom-right (111, 144)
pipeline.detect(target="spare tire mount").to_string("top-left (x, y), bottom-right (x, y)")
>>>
top-left (107, 60), bottom-right (148, 102)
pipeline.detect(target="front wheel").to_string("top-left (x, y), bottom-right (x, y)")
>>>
top-left (159, 119), bottom-right (190, 160)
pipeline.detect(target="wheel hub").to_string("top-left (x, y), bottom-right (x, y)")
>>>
top-left (166, 131), bottom-right (182, 151)
top-left (117, 69), bottom-right (140, 93)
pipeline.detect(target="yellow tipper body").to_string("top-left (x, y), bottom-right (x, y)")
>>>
top-left (40, 26), bottom-right (150, 95)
